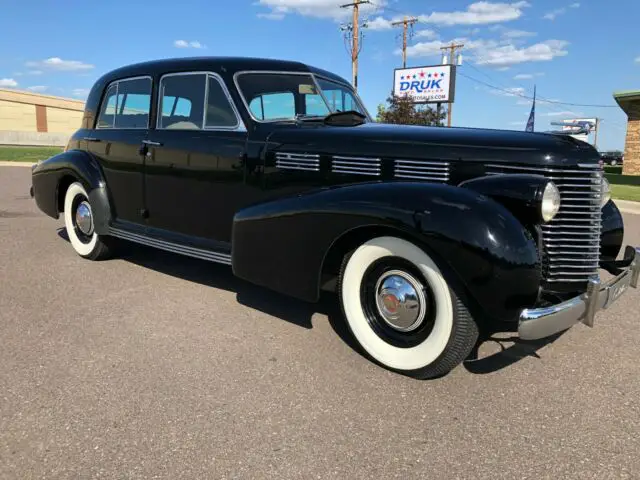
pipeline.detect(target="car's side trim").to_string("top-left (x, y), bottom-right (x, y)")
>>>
top-left (108, 227), bottom-right (232, 265)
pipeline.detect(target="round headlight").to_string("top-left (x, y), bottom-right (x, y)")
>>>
top-left (600, 177), bottom-right (611, 207)
top-left (541, 182), bottom-right (561, 222)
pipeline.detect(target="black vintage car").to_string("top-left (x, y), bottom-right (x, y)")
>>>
top-left (31, 57), bottom-right (639, 379)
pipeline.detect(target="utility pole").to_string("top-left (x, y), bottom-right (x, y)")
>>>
top-left (440, 42), bottom-right (464, 127)
top-left (594, 118), bottom-right (600, 149)
top-left (391, 16), bottom-right (418, 68)
top-left (341, 0), bottom-right (369, 91)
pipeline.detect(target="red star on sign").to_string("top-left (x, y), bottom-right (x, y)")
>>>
top-left (419, 71), bottom-right (425, 78)
top-left (434, 73), bottom-right (438, 78)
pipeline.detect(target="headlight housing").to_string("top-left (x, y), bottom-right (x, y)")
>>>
top-left (600, 177), bottom-right (611, 207)
top-left (541, 181), bottom-right (561, 222)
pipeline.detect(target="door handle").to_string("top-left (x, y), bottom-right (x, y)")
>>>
top-left (83, 136), bottom-right (101, 142)
top-left (142, 140), bottom-right (163, 147)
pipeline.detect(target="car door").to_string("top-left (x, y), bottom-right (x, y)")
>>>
top-left (89, 76), bottom-right (152, 225)
top-left (143, 71), bottom-right (247, 244)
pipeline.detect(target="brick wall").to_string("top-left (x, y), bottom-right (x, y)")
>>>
top-left (622, 101), bottom-right (640, 176)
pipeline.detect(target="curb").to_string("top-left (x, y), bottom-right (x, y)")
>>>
top-left (615, 199), bottom-right (640, 216)
top-left (0, 161), bottom-right (35, 168)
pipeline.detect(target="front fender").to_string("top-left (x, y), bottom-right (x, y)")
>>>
top-left (231, 182), bottom-right (541, 323)
top-left (31, 150), bottom-right (111, 231)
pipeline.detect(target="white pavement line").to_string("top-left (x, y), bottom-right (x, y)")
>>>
top-left (0, 161), bottom-right (35, 167)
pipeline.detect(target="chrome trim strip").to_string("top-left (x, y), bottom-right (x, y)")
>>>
top-left (395, 174), bottom-right (450, 181)
top-left (155, 71), bottom-right (246, 132)
top-left (395, 159), bottom-right (450, 166)
top-left (275, 152), bottom-right (320, 172)
top-left (333, 155), bottom-right (381, 163)
top-left (108, 227), bottom-right (232, 265)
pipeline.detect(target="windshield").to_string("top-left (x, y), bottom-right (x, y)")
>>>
top-left (235, 72), bottom-right (368, 122)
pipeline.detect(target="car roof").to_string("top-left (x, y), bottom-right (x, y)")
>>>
top-left (97, 56), bottom-right (350, 85)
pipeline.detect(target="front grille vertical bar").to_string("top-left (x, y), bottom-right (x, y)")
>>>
top-left (486, 163), bottom-right (603, 284)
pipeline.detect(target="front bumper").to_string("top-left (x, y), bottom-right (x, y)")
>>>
top-left (519, 246), bottom-right (640, 340)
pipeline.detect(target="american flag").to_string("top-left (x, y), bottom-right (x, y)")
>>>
top-left (525, 85), bottom-right (536, 132)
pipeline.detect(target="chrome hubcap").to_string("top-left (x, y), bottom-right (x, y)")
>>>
top-left (75, 201), bottom-right (93, 235)
top-left (374, 270), bottom-right (426, 332)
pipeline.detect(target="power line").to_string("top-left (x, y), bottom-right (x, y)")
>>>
top-left (340, 0), bottom-right (370, 91)
top-left (391, 16), bottom-right (418, 68)
top-left (457, 71), bottom-right (619, 108)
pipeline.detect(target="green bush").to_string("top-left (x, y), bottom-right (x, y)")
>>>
top-left (604, 165), bottom-right (622, 175)
top-left (605, 173), bottom-right (640, 186)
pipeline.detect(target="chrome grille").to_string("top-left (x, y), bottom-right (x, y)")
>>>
top-left (275, 152), bottom-right (320, 172)
top-left (332, 155), bottom-right (381, 176)
top-left (486, 163), bottom-right (603, 284)
top-left (394, 159), bottom-right (450, 183)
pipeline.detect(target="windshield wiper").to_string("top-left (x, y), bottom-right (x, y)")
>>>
top-left (294, 114), bottom-right (326, 123)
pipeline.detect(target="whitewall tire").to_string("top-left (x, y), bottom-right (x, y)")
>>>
top-left (63, 182), bottom-right (113, 260)
top-left (338, 236), bottom-right (478, 379)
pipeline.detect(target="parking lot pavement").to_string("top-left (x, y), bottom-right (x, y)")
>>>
top-left (1, 165), bottom-right (639, 479)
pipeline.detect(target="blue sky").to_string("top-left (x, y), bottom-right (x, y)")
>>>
top-left (1, 0), bottom-right (638, 150)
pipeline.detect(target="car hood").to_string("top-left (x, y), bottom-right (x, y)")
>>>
top-left (263, 122), bottom-right (600, 167)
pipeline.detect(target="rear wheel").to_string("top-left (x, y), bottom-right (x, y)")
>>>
top-left (63, 182), bottom-right (114, 260)
top-left (338, 236), bottom-right (478, 379)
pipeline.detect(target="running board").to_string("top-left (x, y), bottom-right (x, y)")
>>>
top-left (108, 227), bottom-right (232, 266)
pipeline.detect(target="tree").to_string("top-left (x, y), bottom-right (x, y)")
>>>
top-left (376, 93), bottom-right (447, 126)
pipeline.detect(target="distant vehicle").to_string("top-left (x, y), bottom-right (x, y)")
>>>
top-left (29, 56), bottom-right (640, 379)
top-left (600, 151), bottom-right (624, 166)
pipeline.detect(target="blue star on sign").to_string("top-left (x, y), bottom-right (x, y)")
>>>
top-left (428, 74), bottom-right (432, 78)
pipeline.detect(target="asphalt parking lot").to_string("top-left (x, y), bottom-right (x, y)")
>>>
top-left (1, 165), bottom-right (639, 479)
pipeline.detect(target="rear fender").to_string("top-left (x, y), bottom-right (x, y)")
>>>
top-left (31, 150), bottom-right (113, 233)
top-left (231, 182), bottom-right (541, 324)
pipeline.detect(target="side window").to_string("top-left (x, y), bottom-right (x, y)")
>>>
top-left (96, 84), bottom-right (118, 128)
top-left (305, 94), bottom-right (329, 116)
top-left (114, 77), bottom-right (151, 129)
top-left (161, 96), bottom-right (192, 118)
top-left (205, 75), bottom-right (238, 128)
top-left (249, 92), bottom-right (295, 120)
top-left (158, 74), bottom-right (206, 130)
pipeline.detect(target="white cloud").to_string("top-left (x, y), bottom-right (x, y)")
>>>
top-left (27, 70), bottom-right (43, 75)
top-left (491, 86), bottom-right (526, 97)
top-left (419, 1), bottom-right (530, 26)
top-left (365, 16), bottom-right (394, 31)
top-left (635, 56), bottom-right (640, 63)
top-left (72, 88), bottom-right (89, 98)
top-left (257, 12), bottom-right (285, 20)
top-left (405, 37), bottom-right (503, 59)
top-left (545, 110), bottom-right (582, 117)
top-left (543, 3), bottom-right (579, 20)
top-left (0, 78), bottom-right (18, 88)
top-left (27, 85), bottom-right (48, 92)
top-left (476, 39), bottom-right (569, 66)
top-left (543, 8), bottom-right (565, 20)
top-left (416, 29), bottom-right (437, 39)
top-left (255, 0), bottom-right (385, 21)
top-left (502, 29), bottom-right (536, 38)
top-left (513, 73), bottom-right (533, 79)
top-left (174, 40), bottom-right (205, 49)
top-left (26, 57), bottom-right (94, 72)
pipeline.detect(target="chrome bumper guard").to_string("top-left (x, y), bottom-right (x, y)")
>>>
top-left (519, 246), bottom-right (640, 340)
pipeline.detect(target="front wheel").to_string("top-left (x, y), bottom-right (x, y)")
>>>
top-left (338, 236), bottom-right (478, 379)
top-left (63, 182), bottom-right (114, 260)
